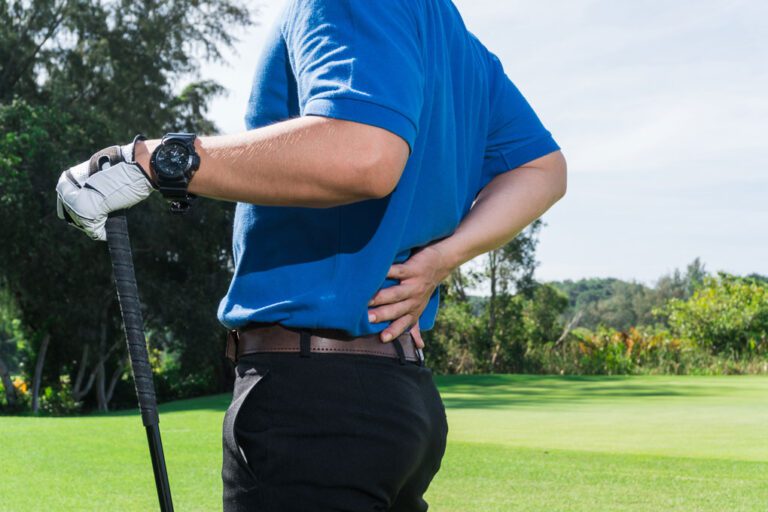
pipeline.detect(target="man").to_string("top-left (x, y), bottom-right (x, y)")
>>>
top-left (57, 0), bottom-right (566, 510)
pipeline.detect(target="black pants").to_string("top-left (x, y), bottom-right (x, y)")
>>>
top-left (222, 347), bottom-right (449, 511)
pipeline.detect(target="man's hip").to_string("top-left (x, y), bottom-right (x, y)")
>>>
top-left (222, 325), bottom-right (447, 512)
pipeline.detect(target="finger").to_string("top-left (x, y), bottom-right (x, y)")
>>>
top-left (386, 263), bottom-right (417, 280)
top-left (368, 300), bottom-right (415, 324)
top-left (66, 159), bottom-right (91, 183)
top-left (55, 174), bottom-right (81, 206)
top-left (62, 203), bottom-right (86, 230)
top-left (86, 216), bottom-right (107, 242)
top-left (56, 196), bottom-right (66, 221)
top-left (93, 223), bottom-right (107, 242)
top-left (409, 324), bottom-right (425, 349)
top-left (369, 283), bottom-right (415, 307)
top-left (380, 314), bottom-right (414, 343)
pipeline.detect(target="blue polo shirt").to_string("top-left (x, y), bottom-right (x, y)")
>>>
top-left (218, 0), bottom-right (559, 335)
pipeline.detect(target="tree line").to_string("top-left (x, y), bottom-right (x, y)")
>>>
top-left (428, 256), bottom-right (768, 377)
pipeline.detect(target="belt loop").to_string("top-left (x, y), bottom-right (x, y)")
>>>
top-left (416, 347), bottom-right (425, 367)
top-left (392, 338), bottom-right (406, 365)
top-left (408, 333), bottom-right (425, 366)
top-left (299, 330), bottom-right (312, 358)
top-left (226, 329), bottom-right (239, 364)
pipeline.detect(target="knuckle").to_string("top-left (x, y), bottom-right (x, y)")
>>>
top-left (379, 306), bottom-right (396, 319)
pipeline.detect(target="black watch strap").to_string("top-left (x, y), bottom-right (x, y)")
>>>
top-left (160, 180), bottom-right (196, 213)
top-left (164, 132), bottom-right (196, 143)
top-left (152, 132), bottom-right (199, 213)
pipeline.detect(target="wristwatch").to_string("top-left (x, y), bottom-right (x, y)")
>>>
top-left (150, 132), bottom-right (201, 213)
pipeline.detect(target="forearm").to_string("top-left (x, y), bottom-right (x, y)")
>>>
top-left (431, 151), bottom-right (567, 276)
top-left (135, 116), bottom-right (409, 208)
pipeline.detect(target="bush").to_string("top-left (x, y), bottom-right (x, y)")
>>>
top-left (531, 324), bottom-right (768, 376)
top-left (37, 376), bottom-right (81, 416)
top-left (151, 349), bottom-right (218, 402)
top-left (663, 274), bottom-right (768, 354)
top-left (426, 299), bottom-right (483, 374)
top-left (533, 326), bottom-right (696, 375)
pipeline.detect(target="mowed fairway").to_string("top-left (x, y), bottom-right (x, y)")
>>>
top-left (2, 374), bottom-right (768, 511)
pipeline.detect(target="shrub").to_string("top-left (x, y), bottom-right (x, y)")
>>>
top-left (662, 274), bottom-right (768, 354)
top-left (533, 326), bottom-right (701, 375)
top-left (426, 299), bottom-right (483, 374)
top-left (37, 376), bottom-right (81, 416)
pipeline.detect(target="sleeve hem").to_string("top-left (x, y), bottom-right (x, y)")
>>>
top-left (486, 135), bottom-right (561, 176)
top-left (304, 97), bottom-right (418, 150)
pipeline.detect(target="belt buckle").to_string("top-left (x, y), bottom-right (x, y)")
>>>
top-left (226, 329), bottom-right (240, 363)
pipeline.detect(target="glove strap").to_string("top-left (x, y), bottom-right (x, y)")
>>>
top-left (88, 145), bottom-right (124, 176)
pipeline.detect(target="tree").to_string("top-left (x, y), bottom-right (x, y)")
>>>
top-left (481, 220), bottom-right (542, 371)
top-left (0, 0), bottom-right (252, 411)
top-left (550, 259), bottom-right (709, 332)
top-left (425, 290), bottom-right (483, 374)
top-left (552, 278), bottom-right (652, 331)
top-left (653, 258), bottom-right (707, 309)
top-left (522, 284), bottom-right (569, 346)
top-left (0, 285), bottom-right (23, 408)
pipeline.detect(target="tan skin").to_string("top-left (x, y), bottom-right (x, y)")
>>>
top-left (368, 151), bottom-right (567, 347)
top-left (135, 116), bottom-right (410, 207)
top-left (135, 116), bottom-right (567, 347)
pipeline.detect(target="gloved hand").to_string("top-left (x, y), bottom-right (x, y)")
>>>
top-left (56, 135), bottom-right (156, 241)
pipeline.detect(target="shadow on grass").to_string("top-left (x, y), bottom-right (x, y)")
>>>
top-left (101, 393), bottom-right (231, 418)
top-left (91, 374), bottom-right (761, 417)
top-left (432, 374), bottom-right (749, 409)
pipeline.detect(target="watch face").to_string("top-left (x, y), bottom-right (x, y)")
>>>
top-left (155, 142), bottom-right (190, 178)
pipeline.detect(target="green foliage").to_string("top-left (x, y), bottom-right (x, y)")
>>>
top-left (428, 281), bottom-right (569, 375)
top-left (424, 251), bottom-right (764, 377)
top-left (151, 347), bottom-right (217, 402)
top-left (521, 284), bottom-right (569, 345)
top-left (0, 0), bottom-right (252, 413)
top-left (423, 294), bottom-right (483, 374)
top-left (552, 258), bottom-right (708, 331)
top-left (530, 323), bottom-right (768, 376)
top-left (663, 274), bottom-right (768, 354)
top-left (38, 376), bottom-right (81, 415)
top-left (575, 326), bottom-right (686, 375)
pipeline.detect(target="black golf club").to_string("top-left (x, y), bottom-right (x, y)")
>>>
top-left (84, 146), bottom-right (174, 511)
top-left (106, 211), bottom-right (174, 512)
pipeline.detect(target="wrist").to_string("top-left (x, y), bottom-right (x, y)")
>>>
top-left (133, 138), bottom-right (161, 183)
top-left (423, 243), bottom-right (458, 282)
top-left (429, 237), bottom-right (470, 280)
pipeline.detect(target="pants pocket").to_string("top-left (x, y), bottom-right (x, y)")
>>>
top-left (223, 366), bottom-right (270, 484)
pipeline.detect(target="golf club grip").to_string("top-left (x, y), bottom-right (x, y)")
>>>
top-left (105, 212), bottom-right (159, 428)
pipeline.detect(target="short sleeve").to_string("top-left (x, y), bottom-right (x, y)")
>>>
top-left (282, 0), bottom-right (424, 150)
top-left (482, 54), bottom-right (560, 181)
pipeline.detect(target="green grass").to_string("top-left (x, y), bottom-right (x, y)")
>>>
top-left (2, 374), bottom-right (768, 511)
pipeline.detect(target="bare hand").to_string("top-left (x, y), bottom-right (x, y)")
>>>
top-left (368, 246), bottom-right (452, 345)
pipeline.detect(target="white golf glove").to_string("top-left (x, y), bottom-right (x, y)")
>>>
top-left (56, 136), bottom-right (156, 241)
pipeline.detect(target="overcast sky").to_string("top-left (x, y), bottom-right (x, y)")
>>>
top-left (199, 0), bottom-right (768, 284)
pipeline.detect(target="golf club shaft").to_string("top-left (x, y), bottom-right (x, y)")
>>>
top-left (147, 424), bottom-right (174, 512)
top-left (106, 212), bottom-right (174, 512)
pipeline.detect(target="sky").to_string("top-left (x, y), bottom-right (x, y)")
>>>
top-left (199, 0), bottom-right (768, 285)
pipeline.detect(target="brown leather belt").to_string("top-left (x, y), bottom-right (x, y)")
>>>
top-left (227, 324), bottom-right (424, 365)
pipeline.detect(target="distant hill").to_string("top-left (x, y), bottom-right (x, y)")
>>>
top-left (548, 278), bottom-right (655, 331)
top-left (547, 259), bottom-right (711, 331)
